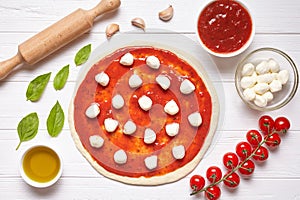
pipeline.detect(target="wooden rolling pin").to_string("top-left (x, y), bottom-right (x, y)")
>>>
top-left (0, 0), bottom-right (121, 80)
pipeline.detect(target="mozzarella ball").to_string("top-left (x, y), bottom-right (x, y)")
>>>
top-left (95, 72), bottom-right (110, 87)
top-left (144, 128), bottom-right (156, 144)
top-left (123, 120), bottom-right (137, 135)
top-left (120, 53), bottom-right (134, 66)
top-left (262, 91), bottom-right (274, 102)
top-left (144, 155), bottom-right (158, 170)
top-left (129, 74), bottom-right (143, 88)
top-left (164, 100), bottom-right (179, 115)
top-left (165, 122), bottom-right (180, 137)
top-left (240, 76), bottom-right (256, 89)
top-left (256, 73), bottom-right (274, 84)
top-left (269, 80), bottom-right (282, 92)
top-left (242, 63), bottom-right (255, 76)
top-left (172, 145), bottom-right (185, 160)
top-left (254, 83), bottom-right (269, 95)
top-left (156, 75), bottom-right (171, 90)
top-left (188, 112), bottom-right (202, 127)
top-left (277, 70), bottom-right (289, 85)
top-left (254, 95), bottom-right (267, 108)
top-left (243, 87), bottom-right (256, 101)
top-left (138, 95), bottom-right (153, 111)
top-left (89, 135), bottom-right (104, 148)
top-left (112, 94), bottom-right (125, 109)
top-left (146, 56), bottom-right (160, 69)
top-left (268, 58), bottom-right (280, 73)
top-left (256, 60), bottom-right (269, 75)
top-left (85, 103), bottom-right (100, 119)
top-left (114, 149), bottom-right (127, 165)
top-left (104, 118), bottom-right (119, 133)
top-left (180, 79), bottom-right (195, 95)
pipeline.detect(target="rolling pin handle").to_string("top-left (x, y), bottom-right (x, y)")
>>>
top-left (0, 53), bottom-right (24, 80)
top-left (87, 0), bottom-right (121, 19)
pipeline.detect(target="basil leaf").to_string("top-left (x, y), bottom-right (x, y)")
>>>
top-left (53, 65), bottom-right (69, 90)
top-left (74, 44), bottom-right (91, 66)
top-left (26, 72), bottom-right (51, 102)
top-left (16, 112), bottom-right (39, 150)
top-left (47, 101), bottom-right (65, 137)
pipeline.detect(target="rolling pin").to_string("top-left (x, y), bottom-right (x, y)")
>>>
top-left (0, 0), bottom-right (121, 80)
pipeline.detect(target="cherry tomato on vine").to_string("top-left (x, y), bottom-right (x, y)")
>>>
top-left (236, 141), bottom-right (252, 160)
top-left (265, 133), bottom-right (281, 147)
top-left (205, 185), bottom-right (221, 200)
top-left (246, 130), bottom-right (263, 147)
top-left (223, 152), bottom-right (239, 170)
top-left (223, 172), bottom-right (240, 188)
top-left (252, 146), bottom-right (269, 161)
top-left (238, 159), bottom-right (255, 175)
top-left (206, 166), bottom-right (222, 183)
top-left (190, 175), bottom-right (205, 191)
top-left (259, 115), bottom-right (275, 135)
top-left (274, 117), bottom-right (290, 134)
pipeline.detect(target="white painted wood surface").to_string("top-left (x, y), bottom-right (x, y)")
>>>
top-left (0, 0), bottom-right (300, 199)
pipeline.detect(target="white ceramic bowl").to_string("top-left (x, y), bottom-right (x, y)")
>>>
top-left (235, 47), bottom-right (299, 111)
top-left (19, 145), bottom-right (63, 188)
top-left (196, 0), bottom-right (255, 57)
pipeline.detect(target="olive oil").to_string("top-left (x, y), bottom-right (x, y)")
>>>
top-left (22, 146), bottom-right (60, 183)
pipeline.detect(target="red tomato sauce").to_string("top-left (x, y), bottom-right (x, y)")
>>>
top-left (73, 47), bottom-right (213, 178)
top-left (198, 0), bottom-right (253, 54)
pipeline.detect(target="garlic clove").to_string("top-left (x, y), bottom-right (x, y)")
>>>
top-left (106, 23), bottom-right (120, 38)
top-left (131, 17), bottom-right (145, 30)
top-left (159, 5), bottom-right (174, 21)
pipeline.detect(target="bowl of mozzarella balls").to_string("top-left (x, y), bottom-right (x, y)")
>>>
top-left (235, 47), bottom-right (299, 111)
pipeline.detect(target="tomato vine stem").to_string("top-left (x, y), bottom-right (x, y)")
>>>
top-left (190, 129), bottom-right (277, 196)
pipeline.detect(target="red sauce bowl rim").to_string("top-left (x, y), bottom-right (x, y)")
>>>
top-left (196, 0), bottom-right (255, 57)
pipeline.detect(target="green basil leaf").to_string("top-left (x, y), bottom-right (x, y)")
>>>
top-left (16, 112), bottom-right (39, 150)
top-left (74, 44), bottom-right (91, 66)
top-left (53, 65), bottom-right (69, 90)
top-left (47, 101), bottom-right (65, 137)
top-left (26, 72), bottom-right (51, 102)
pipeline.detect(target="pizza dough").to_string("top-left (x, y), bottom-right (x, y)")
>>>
top-left (68, 45), bottom-right (219, 185)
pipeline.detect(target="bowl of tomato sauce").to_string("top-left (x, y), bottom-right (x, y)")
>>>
top-left (197, 0), bottom-right (255, 57)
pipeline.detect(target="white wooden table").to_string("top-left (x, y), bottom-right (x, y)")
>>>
top-left (1, 0), bottom-right (300, 199)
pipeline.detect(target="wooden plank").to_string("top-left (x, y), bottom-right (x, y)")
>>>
top-left (1, 129), bottom-right (299, 178)
top-left (0, 0), bottom-right (300, 34)
top-left (0, 81), bottom-right (299, 131)
top-left (0, 33), bottom-right (299, 82)
top-left (0, 177), bottom-right (299, 199)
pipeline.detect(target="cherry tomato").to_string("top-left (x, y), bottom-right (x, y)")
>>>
top-left (205, 185), bottom-right (221, 200)
top-left (246, 130), bottom-right (263, 147)
top-left (274, 116), bottom-right (290, 134)
top-left (236, 141), bottom-right (252, 160)
top-left (238, 159), bottom-right (255, 175)
top-left (206, 166), bottom-right (222, 183)
top-left (252, 146), bottom-right (269, 161)
top-left (259, 115), bottom-right (274, 135)
top-left (265, 133), bottom-right (281, 147)
top-left (223, 152), bottom-right (239, 170)
top-left (190, 175), bottom-right (205, 191)
top-left (223, 172), bottom-right (240, 188)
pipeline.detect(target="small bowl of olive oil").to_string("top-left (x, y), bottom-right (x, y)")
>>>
top-left (19, 145), bottom-right (63, 188)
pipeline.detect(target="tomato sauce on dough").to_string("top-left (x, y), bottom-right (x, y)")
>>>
top-left (198, 0), bottom-right (252, 53)
top-left (73, 47), bottom-right (213, 178)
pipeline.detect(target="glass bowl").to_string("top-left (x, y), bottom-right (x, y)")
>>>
top-left (235, 47), bottom-right (299, 111)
